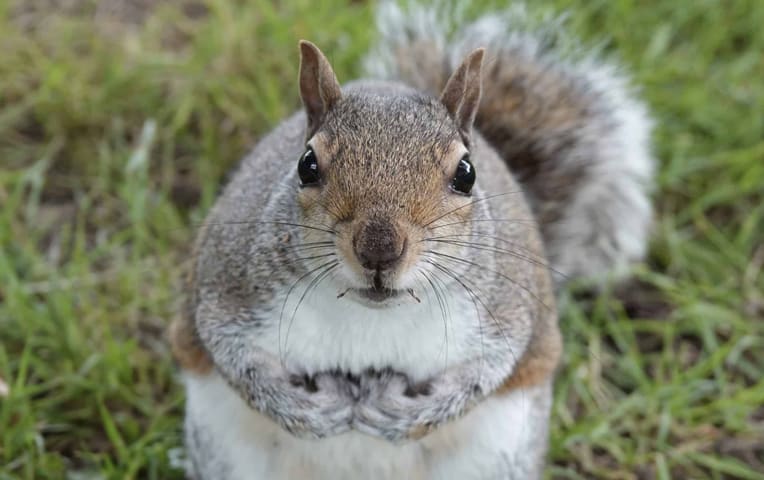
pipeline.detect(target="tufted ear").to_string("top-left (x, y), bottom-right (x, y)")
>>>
top-left (440, 48), bottom-right (485, 146)
top-left (299, 40), bottom-right (342, 139)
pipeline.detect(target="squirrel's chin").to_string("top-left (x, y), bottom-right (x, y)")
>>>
top-left (358, 286), bottom-right (401, 302)
top-left (343, 287), bottom-right (412, 309)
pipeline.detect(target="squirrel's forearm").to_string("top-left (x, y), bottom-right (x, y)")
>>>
top-left (214, 341), bottom-right (356, 438)
top-left (353, 353), bottom-right (519, 442)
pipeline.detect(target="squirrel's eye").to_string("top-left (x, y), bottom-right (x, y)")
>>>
top-left (451, 154), bottom-right (475, 195)
top-left (298, 147), bottom-right (321, 187)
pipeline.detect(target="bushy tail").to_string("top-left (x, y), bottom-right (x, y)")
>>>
top-left (364, 1), bottom-right (655, 284)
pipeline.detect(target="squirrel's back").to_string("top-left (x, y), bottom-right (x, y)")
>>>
top-left (365, 2), bottom-right (654, 282)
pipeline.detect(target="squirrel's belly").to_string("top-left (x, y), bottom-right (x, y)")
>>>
top-left (183, 371), bottom-right (551, 480)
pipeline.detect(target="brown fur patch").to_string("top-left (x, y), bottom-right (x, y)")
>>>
top-left (496, 329), bottom-right (560, 393)
top-left (169, 230), bottom-right (214, 375)
top-left (496, 302), bottom-right (561, 394)
top-left (169, 315), bottom-right (214, 374)
top-left (496, 263), bottom-right (561, 394)
top-left (407, 422), bottom-right (437, 440)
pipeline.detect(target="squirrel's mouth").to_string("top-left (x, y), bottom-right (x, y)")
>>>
top-left (340, 286), bottom-right (421, 306)
top-left (345, 269), bottom-right (404, 303)
top-left (338, 268), bottom-right (421, 306)
top-left (355, 286), bottom-right (402, 303)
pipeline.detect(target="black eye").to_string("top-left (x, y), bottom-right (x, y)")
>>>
top-left (298, 147), bottom-right (321, 186)
top-left (451, 154), bottom-right (475, 195)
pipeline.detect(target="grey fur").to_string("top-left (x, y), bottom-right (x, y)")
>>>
top-left (185, 417), bottom-right (232, 479)
top-left (179, 2), bottom-right (654, 478)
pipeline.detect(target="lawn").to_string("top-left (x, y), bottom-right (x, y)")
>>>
top-left (0, 0), bottom-right (762, 478)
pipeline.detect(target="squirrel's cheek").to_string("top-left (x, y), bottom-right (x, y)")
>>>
top-left (296, 188), bottom-right (322, 212)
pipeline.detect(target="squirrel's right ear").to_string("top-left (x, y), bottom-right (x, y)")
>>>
top-left (299, 40), bottom-right (342, 139)
top-left (440, 48), bottom-right (485, 146)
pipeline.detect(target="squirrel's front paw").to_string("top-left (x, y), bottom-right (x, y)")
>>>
top-left (352, 370), bottom-right (441, 443)
top-left (258, 371), bottom-right (356, 439)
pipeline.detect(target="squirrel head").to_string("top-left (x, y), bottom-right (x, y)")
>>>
top-left (295, 41), bottom-right (485, 306)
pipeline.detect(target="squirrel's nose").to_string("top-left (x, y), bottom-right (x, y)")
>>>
top-left (353, 219), bottom-right (407, 271)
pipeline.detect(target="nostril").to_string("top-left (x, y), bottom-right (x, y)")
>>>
top-left (357, 248), bottom-right (403, 271)
top-left (354, 234), bottom-right (407, 272)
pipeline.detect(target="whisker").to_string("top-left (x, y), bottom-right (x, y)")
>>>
top-left (430, 268), bottom-right (454, 373)
top-left (282, 243), bottom-right (336, 254)
top-left (191, 220), bottom-right (337, 236)
top-left (426, 256), bottom-right (533, 423)
top-left (415, 271), bottom-right (436, 326)
top-left (425, 250), bottom-right (553, 312)
top-left (424, 260), bottom-right (486, 371)
top-left (422, 191), bottom-right (524, 228)
top-left (424, 263), bottom-right (475, 375)
top-left (421, 238), bottom-right (569, 281)
top-left (289, 253), bottom-right (337, 262)
top-left (281, 240), bottom-right (335, 248)
top-left (429, 218), bottom-right (538, 231)
top-left (278, 258), bottom-right (340, 366)
top-left (423, 257), bottom-right (520, 378)
top-left (283, 261), bottom-right (340, 360)
top-left (259, 251), bottom-right (337, 269)
top-left (421, 233), bottom-right (543, 258)
top-left (418, 269), bottom-right (450, 371)
top-left (271, 179), bottom-right (344, 230)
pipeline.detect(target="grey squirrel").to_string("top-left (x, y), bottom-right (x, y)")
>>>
top-left (170, 3), bottom-right (654, 479)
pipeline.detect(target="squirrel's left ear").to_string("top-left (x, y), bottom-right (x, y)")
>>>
top-left (299, 40), bottom-right (342, 139)
top-left (440, 48), bottom-right (485, 146)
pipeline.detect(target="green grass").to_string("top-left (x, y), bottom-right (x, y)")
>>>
top-left (0, 0), bottom-right (762, 478)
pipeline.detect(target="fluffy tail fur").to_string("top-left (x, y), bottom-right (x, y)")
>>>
top-left (364, 2), bottom-right (655, 283)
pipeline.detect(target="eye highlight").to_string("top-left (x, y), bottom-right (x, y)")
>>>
top-left (298, 147), bottom-right (321, 186)
top-left (451, 154), bottom-right (475, 195)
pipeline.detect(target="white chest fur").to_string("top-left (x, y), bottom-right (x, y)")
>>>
top-left (251, 280), bottom-right (494, 381)
top-left (184, 371), bottom-right (551, 480)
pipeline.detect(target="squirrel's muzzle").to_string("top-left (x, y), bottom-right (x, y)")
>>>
top-left (353, 218), bottom-right (407, 272)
